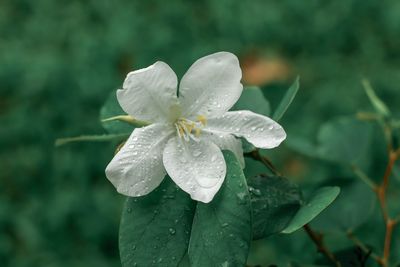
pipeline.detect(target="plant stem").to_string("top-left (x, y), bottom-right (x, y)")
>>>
top-left (346, 231), bottom-right (382, 263)
top-left (303, 225), bottom-right (341, 267)
top-left (374, 141), bottom-right (399, 266)
top-left (244, 149), bottom-right (282, 176)
top-left (351, 164), bottom-right (377, 189)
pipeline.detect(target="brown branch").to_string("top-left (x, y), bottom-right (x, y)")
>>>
top-left (346, 231), bottom-right (382, 264)
top-left (244, 149), bottom-right (282, 176)
top-left (303, 224), bottom-right (341, 267)
top-left (373, 138), bottom-right (400, 266)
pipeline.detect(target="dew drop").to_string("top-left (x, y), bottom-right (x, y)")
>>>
top-left (127, 207), bottom-right (132, 213)
top-left (236, 192), bottom-right (248, 205)
top-left (169, 228), bottom-right (176, 235)
top-left (192, 149), bottom-right (202, 157)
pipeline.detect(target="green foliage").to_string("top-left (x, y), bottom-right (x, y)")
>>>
top-left (312, 181), bottom-right (375, 232)
top-left (2, 0), bottom-right (400, 266)
top-left (363, 79), bottom-right (391, 117)
top-left (188, 151), bottom-right (252, 267)
top-left (119, 179), bottom-right (195, 267)
top-left (288, 117), bottom-right (373, 165)
top-left (248, 175), bottom-right (302, 239)
top-left (282, 187), bottom-right (340, 234)
top-left (272, 77), bottom-right (300, 121)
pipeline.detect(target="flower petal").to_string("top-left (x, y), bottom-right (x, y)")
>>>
top-left (179, 52), bottom-right (243, 118)
top-left (202, 131), bottom-right (245, 168)
top-left (163, 137), bottom-right (226, 203)
top-left (117, 62), bottom-right (179, 123)
top-left (105, 123), bottom-right (174, 197)
top-left (205, 110), bottom-right (286, 149)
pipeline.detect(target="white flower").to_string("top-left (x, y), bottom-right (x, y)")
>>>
top-left (105, 52), bottom-right (286, 203)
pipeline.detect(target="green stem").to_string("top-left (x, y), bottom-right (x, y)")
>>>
top-left (55, 133), bottom-right (130, 147)
top-left (101, 115), bottom-right (150, 127)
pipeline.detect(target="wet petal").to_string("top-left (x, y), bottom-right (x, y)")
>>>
top-left (202, 131), bottom-right (245, 168)
top-left (163, 137), bottom-right (226, 203)
top-left (117, 62), bottom-right (179, 123)
top-left (205, 110), bottom-right (286, 149)
top-left (105, 123), bottom-right (174, 196)
top-left (179, 52), bottom-right (243, 118)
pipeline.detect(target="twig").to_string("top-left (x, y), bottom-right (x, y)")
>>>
top-left (244, 149), bottom-right (282, 176)
top-left (346, 231), bottom-right (382, 263)
top-left (376, 150), bottom-right (399, 267)
top-left (303, 224), bottom-right (341, 267)
top-left (351, 164), bottom-right (377, 190)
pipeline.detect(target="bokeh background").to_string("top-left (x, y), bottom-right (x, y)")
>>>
top-left (1, 0), bottom-right (400, 266)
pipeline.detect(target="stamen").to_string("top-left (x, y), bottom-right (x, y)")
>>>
top-left (174, 116), bottom-right (207, 142)
top-left (197, 115), bottom-right (207, 126)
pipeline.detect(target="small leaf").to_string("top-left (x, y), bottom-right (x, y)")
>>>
top-left (248, 175), bottom-right (302, 239)
top-left (119, 178), bottom-right (196, 267)
top-left (310, 181), bottom-right (375, 231)
top-left (188, 151), bottom-right (252, 267)
top-left (100, 91), bottom-right (135, 134)
top-left (233, 86), bottom-right (271, 116)
top-left (282, 186), bottom-right (340, 234)
top-left (272, 76), bottom-right (300, 121)
top-left (55, 133), bottom-right (129, 146)
top-left (362, 79), bottom-right (390, 117)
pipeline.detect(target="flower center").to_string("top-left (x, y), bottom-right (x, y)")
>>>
top-left (174, 115), bottom-right (207, 142)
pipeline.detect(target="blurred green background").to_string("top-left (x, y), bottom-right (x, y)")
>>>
top-left (1, 0), bottom-right (400, 266)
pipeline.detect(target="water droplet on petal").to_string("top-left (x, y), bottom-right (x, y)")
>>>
top-left (192, 149), bottom-right (202, 157)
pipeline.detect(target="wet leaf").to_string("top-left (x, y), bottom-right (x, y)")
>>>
top-left (248, 175), bottom-right (302, 239)
top-left (119, 178), bottom-right (196, 267)
top-left (188, 151), bottom-right (252, 267)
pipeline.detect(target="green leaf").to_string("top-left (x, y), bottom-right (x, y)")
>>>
top-left (248, 175), bottom-right (302, 240)
top-left (362, 79), bottom-right (391, 117)
top-left (55, 133), bottom-right (129, 146)
top-left (316, 117), bottom-right (372, 164)
top-left (233, 86), bottom-right (271, 116)
top-left (119, 178), bottom-right (196, 267)
top-left (311, 181), bottom-right (375, 231)
top-left (188, 151), bottom-right (252, 267)
top-left (272, 76), bottom-right (300, 121)
top-left (100, 90), bottom-right (135, 134)
top-left (282, 186), bottom-right (340, 234)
